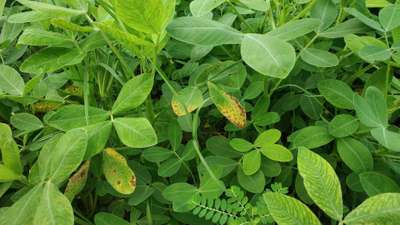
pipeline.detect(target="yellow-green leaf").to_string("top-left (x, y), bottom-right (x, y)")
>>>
top-left (102, 148), bottom-right (136, 195)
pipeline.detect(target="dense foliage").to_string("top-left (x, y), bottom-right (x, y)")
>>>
top-left (0, 0), bottom-right (400, 224)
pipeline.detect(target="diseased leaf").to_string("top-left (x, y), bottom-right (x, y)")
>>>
top-left (171, 86), bottom-right (203, 116)
top-left (264, 192), bottom-right (321, 225)
top-left (103, 148), bottom-right (136, 195)
top-left (297, 147), bottom-right (343, 220)
top-left (64, 161), bottom-right (90, 201)
top-left (208, 82), bottom-right (246, 128)
top-left (344, 193), bottom-right (400, 225)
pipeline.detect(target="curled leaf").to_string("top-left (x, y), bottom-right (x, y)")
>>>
top-left (102, 148), bottom-right (136, 195)
top-left (208, 82), bottom-right (246, 128)
top-left (64, 160), bottom-right (90, 201)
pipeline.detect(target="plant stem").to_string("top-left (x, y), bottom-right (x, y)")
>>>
top-left (292, 0), bottom-right (317, 20)
top-left (226, 0), bottom-right (255, 32)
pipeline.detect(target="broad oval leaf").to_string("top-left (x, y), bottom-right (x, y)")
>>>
top-left (95, 212), bottom-right (130, 225)
top-left (344, 7), bottom-right (384, 31)
top-left (113, 117), bottom-right (158, 148)
top-left (268, 18), bottom-right (320, 41)
top-left (208, 82), bottom-right (246, 128)
top-left (241, 34), bottom-right (296, 79)
top-left (328, 114), bottom-right (359, 138)
top-left (301, 48), bottom-right (339, 67)
top-left (45, 105), bottom-right (109, 131)
top-left (263, 192), bottom-right (321, 225)
top-left (370, 127), bottom-right (400, 152)
top-left (359, 171), bottom-right (400, 196)
top-left (318, 79), bottom-right (355, 109)
top-left (33, 181), bottom-right (74, 225)
top-left (297, 147), bottom-right (343, 220)
top-left (18, 27), bottom-right (73, 48)
top-left (10, 113), bottom-right (43, 132)
top-left (379, 4), bottom-right (400, 31)
top-left (167, 17), bottom-right (243, 46)
top-left (162, 183), bottom-right (198, 212)
top-left (337, 138), bottom-right (374, 173)
top-left (241, 150), bottom-right (261, 175)
top-left (189, 0), bottom-right (225, 17)
top-left (103, 148), bottom-right (136, 195)
top-left (17, 0), bottom-right (86, 16)
top-left (260, 144), bottom-right (293, 162)
top-left (112, 74), bottom-right (154, 114)
top-left (290, 126), bottom-right (334, 149)
top-left (353, 86), bottom-right (388, 128)
top-left (254, 129), bottom-right (281, 147)
top-left (0, 64), bottom-right (25, 96)
top-left (344, 193), bottom-right (400, 225)
top-left (48, 129), bottom-right (88, 185)
top-left (237, 169), bottom-right (265, 193)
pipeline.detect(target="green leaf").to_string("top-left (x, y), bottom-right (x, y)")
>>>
top-left (113, 0), bottom-right (174, 34)
top-left (344, 193), bottom-right (400, 224)
top-left (241, 150), bottom-right (261, 175)
top-left (112, 74), bottom-right (154, 114)
top-left (208, 82), bottom-right (247, 128)
top-left (370, 127), bottom-right (400, 152)
top-left (83, 121), bottom-right (112, 159)
top-left (17, 0), bottom-right (86, 16)
top-left (241, 34), bottom-right (296, 79)
top-left (33, 181), bottom-right (74, 225)
top-left (48, 129), bottom-right (88, 185)
top-left (17, 27), bottom-right (74, 48)
top-left (268, 18), bottom-right (320, 41)
top-left (103, 148), bottom-right (136, 195)
top-left (260, 144), bottom-right (293, 162)
top-left (189, 0), bottom-right (225, 16)
top-left (45, 105), bottom-right (109, 131)
top-left (10, 113), bottom-right (43, 132)
top-left (0, 164), bottom-right (22, 182)
top-left (353, 86), bottom-right (388, 128)
top-left (0, 64), bottom-right (25, 96)
top-left (0, 0), bottom-right (5, 17)
top-left (297, 147), bottom-right (343, 220)
top-left (359, 172), bottom-right (400, 196)
top-left (237, 169), bottom-right (265, 193)
top-left (0, 123), bottom-right (22, 174)
top-left (291, 126), bottom-right (334, 149)
top-left (344, 7), bottom-right (384, 31)
top-left (167, 17), bottom-right (243, 46)
top-left (143, 147), bottom-right (174, 163)
top-left (301, 48), bottom-right (339, 67)
top-left (320, 19), bottom-right (369, 38)
top-left (0, 183), bottom-right (44, 225)
top-left (358, 45), bottom-right (392, 62)
top-left (263, 192), bottom-right (321, 225)
top-left (95, 212), bottom-right (130, 225)
top-left (20, 47), bottom-right (86, 74)
top-left (254, 129), bottom-right (281, 147)
top-left (171, 86), bottom-right (204, 116)
top-left (229, 138), bottom-right (254, 152)
top-left (337, 138), bottom-right (374, 173)
top-left (163, 183), bottom-right (198, 212)
top-left (379, 4), bottom-right (400, 31)
top-left (158, 157), bottom-right (182, 177)
top-left (239, 0), bottom-right (269, 11)
top-left (7, 11), bottom-right (53, 23)
top-left (328, 114), bottom-right (359, 138)
top-left (113, 117), bottom-right (158, 148)
top-left (311, 0), bottom-right (338, 31)
top-left (318, 79), bottom-right (355, 109)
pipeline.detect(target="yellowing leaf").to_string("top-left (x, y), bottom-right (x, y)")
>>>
top-left (208, 82), bottom-right (246, 128)
top-left (102, 148), bottom-right (136, 195)
top-left (171, 86), bottom-right (203, 116)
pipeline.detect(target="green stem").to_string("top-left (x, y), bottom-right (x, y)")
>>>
top-left (292, 0), bottom-right (317, 20)
top-left (296, 33), bottom-right (319, 60)
top-left (226, 0), bottom-right (255, 32)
